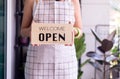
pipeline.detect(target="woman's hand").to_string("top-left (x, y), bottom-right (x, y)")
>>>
top-left (20, 26), bottom-right (31, 38)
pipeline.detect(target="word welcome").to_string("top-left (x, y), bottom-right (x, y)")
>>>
top-left (39, 26), bottom-right (64, 31)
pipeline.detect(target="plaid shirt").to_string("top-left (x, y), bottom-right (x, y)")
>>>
top-left (25, 0), bottom-right (78, 79)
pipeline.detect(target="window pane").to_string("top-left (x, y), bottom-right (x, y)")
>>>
top-left (0, 0), bottom-right (6, 78)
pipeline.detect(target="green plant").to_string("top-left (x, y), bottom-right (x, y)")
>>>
top-left (74, 33), bottom-right (89, 79)
top-left (75, 33), bottom-right (86, 59)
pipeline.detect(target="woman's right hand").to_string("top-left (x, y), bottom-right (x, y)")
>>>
top-left (20, 26), bottom-right (31, 38)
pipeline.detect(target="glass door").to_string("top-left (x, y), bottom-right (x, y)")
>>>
top-left (0, 0), bottom-right (7, 79)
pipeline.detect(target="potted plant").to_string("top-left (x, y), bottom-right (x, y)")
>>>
top-left (86, 29), bottom-right (117, 79)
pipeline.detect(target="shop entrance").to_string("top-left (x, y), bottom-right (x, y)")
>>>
top-left (14, 0), bottom-right (81, 79)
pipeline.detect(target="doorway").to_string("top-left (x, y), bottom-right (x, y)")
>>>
top-left (14, 0), bottom-right (82, 79)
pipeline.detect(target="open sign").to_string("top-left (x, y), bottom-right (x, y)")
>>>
top-left (31, 22), bottom-right (73, 44)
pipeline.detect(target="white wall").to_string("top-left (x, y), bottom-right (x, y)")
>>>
top-left (7, 0), bottom-right (16, 79)
top-left (81, 0), bottom-right (110, 79)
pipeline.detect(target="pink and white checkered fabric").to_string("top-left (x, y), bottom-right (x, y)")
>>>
top-left (33, 0), bottom-right (75, 24)
top-left (25, 0), bottom-right (78, 79)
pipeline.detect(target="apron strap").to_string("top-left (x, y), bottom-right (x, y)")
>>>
top-left (33, 0), bottom-right (39, 19)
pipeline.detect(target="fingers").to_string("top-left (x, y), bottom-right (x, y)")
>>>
top-left (65, 44), bottom-right (72, 46)
top-left (31, 44), bottom-right (40, 46)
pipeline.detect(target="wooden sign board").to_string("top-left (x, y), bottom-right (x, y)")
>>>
top-left (31, 22), bottom-right (73, 44)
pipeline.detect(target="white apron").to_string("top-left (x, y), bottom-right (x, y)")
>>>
top-left (25, 0), bottom-right (78, 79)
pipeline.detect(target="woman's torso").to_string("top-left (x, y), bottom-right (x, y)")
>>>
top-left (27, 0), bottom-right (76, 63)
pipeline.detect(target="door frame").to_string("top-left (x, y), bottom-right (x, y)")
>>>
top-left (6, 0), bottom-right (16, 79)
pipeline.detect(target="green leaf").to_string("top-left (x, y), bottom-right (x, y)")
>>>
top-left (74, 33), bottom-right (86, 60)
top-left (111, 46), bottom-right (119, 54)
top-left (80, 59), bottom-right (90, 67)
